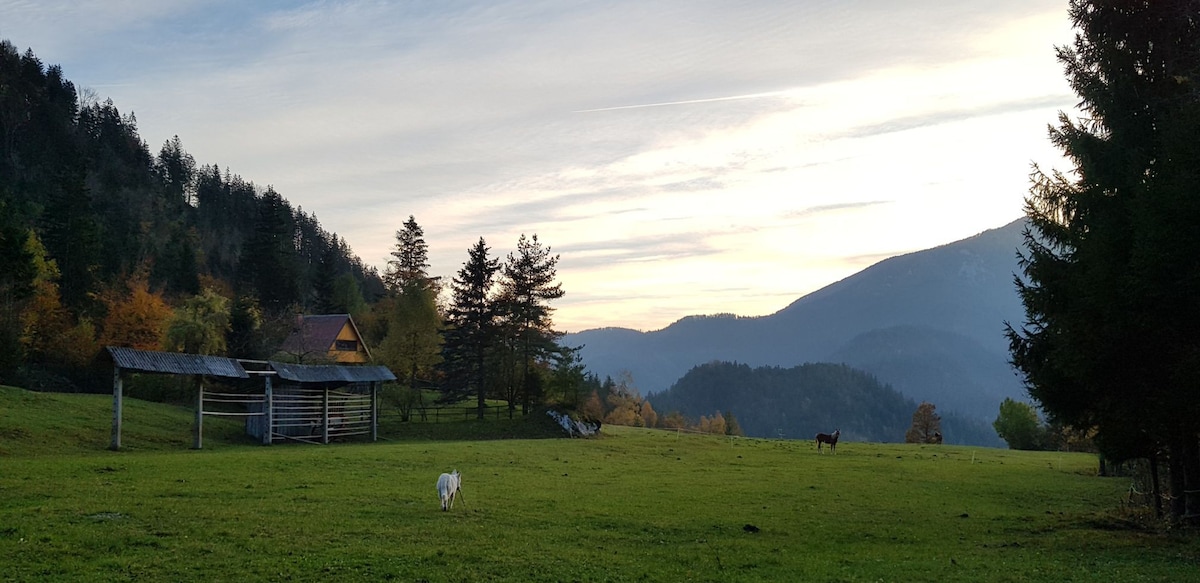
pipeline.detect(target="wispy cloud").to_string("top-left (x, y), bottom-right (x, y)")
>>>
top-left (3, 0), bottom-right (1076, 331)
top-left (834, 94), bottom-right (1073, 141)
top-left (788, 201), bottom-right (893, 218)
top-left (574, 90), bottom-right (791, 113)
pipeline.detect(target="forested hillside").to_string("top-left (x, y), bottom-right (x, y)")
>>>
top-left (0, 42), bottom-right (382, 389)
top-left (647, 361), bottom-right (1002, 446)
top-left (0, 41), bottom-right (576, 420)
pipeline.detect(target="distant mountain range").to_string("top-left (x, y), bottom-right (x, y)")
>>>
top-left (563, 219), bottom-right (1031, 426)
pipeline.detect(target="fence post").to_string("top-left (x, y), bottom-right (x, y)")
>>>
top-left (371, 381), bottom-right (378, 442)
top-left (110, 368), bottom-right (123, 451)
top-left (263, 375), bottom-right (273, 445)
top-left (322, 388), bottom-right (330, 445)
top-left (193, 383), bottom-right (203, 450)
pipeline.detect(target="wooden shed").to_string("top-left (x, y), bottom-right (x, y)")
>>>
top-left (105, 347), bottom-right (395, 449)
top-left (244, 361), bottom-right (395, 444)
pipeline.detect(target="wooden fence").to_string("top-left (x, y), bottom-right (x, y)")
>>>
top-left (388, 404), bottom-right (526, 423)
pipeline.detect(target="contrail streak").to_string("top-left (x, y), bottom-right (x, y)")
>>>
top-left (574, 91), bottom-right (788, 113)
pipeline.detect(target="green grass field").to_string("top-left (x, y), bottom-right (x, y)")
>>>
top-left (1, 386), bottom-right (1196, 582)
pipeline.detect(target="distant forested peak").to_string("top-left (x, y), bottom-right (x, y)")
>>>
top-left (648, 360), bottom-right (914, 442)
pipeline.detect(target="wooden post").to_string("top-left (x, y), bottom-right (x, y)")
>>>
top-left (263, 376), bottom-right (273, 445)
top-left (110, 368), bottom-right (123, 451)
top-left (371, 382), bottom-right (378, 442)
top-left (322, 387), bottom-right (330, 445)
top-left (193, 382), bottom-right (204, 449)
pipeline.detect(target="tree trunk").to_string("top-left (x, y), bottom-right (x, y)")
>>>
top-left (1168, 441), bottom-right (1186, 520)
top-left (1184, 434), bottom-right (1200, 525)
top-left (1149, 454), bottom-right (1163, 519)
top-left (475, 348), bottom-right (486, 420)
top-left (521, 335), bottom-right (532, 416)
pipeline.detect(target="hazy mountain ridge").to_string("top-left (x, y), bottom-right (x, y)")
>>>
top-left (564, 220), bottom-right (1029, 425)
top-left (827, 325), bottom-right (1022, 420)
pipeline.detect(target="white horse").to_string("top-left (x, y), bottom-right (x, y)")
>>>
top-left (436, 470), bottom-right (462, 511)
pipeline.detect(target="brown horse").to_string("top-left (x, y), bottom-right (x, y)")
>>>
top-left (815, 429), bottom-right (840, 454)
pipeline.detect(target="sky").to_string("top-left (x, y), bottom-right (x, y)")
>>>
top-left (2, 0), bottom-right (1078, 333)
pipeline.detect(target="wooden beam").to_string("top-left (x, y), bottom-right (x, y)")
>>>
top-left (263, 376), bottom-right (273, 445)
top-left (371, 382), bottom-right (378, 442)
top-left (110, 368), bottom-right (123, 450)
top-left (322, 387), bottom-right (330, 445)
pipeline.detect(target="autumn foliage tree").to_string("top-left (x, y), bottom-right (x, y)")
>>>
top-left (905, 402), bottom-right (942, 444)
top-left (19, 232), bottom-right (98, 370)
top-left (100, 276), bottom-right (173, 350)
top-left (696, 412), bottom-right (727, 435)
top-left (579, 389), bottom-right (605, 421)
top-left (603, 376), bottom-right (644, 426)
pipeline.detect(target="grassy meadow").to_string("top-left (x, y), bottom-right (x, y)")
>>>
top-left (1, 386), bottom-right (1197, 582)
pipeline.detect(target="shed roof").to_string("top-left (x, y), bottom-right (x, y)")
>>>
top-left (106, 347), bottom-right (250, 378)
top-left (270, 361), bottom-right (396, 384)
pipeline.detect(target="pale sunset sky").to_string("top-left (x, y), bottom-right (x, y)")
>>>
top-left (2, 0), bottom-right (1077, 332)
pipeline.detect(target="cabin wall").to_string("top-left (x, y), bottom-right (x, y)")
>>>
top-left (330, 323), bottom-right (369, 363)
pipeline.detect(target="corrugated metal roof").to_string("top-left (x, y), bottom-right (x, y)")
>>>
top-left (107, 347), bottom-right (250, 378)
top-left (269, 362), bottom-right (396, 384)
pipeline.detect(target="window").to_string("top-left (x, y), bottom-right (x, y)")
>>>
top-left (335, 339), bottom-right (358, 352)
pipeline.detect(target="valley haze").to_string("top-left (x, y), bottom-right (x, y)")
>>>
top-left (564, 219), bottom-right (1029, 434)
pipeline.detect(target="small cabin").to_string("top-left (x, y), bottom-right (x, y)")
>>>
top-left (277, 314), bottom-right (371, 364)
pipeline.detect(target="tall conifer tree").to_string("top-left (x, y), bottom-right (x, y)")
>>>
top-left (497, 234), bottom-right (564, 414)
top-left (385, 215), bottom-right (436, 293)
top-left (1007, 0), bottom-right (1200, 520)
top-left (239, 187), bottom-right (300, 315)
top-left (441, 238), bottom-right (500, 418)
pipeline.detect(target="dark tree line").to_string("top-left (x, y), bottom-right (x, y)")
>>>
top-left (439, 235), bottom-right (569, 418)
top-left (1007, 1), bottom-right (1200, 521)
top-left (366, 217), bottom-right (579, 419)
top-left (652, 361), bottom-right (915, 443)
top-left (648, 361), bottom-right (999, 445)
top-left (0, 41), bottom-right (384, 386)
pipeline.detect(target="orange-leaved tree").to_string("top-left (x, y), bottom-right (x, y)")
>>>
top-left (20, 231), bottom-right (99, 369)
top-left (905, 401), bottom-right (942, 444)
top-left (100, 276), bottom-right (173, 350)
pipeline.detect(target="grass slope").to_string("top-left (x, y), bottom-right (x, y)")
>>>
top-left (0, 385), bottom-right (254, 456)
top-left (2, 387), bottom-right (1197, 582)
